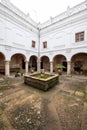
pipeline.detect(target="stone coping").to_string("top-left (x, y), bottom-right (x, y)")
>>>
top-left (24, 72), bottom-right (59, 91)
top-left (24, 72), bottom-right (58, 81)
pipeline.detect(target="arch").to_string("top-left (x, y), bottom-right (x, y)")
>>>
top-left (52, 52), bottom-right (68, 62)
top-left (40, 55), bottom-right (50, 61)
top-left (0, 52), bottom-right (5, 74)
top-left (29, 55), bottom-right (38, 71)
top-left (53, 54), bottom-right (67, 72)
top-left (0, 52), bottom-right (5, 59)
top-left (40, 54), bottom-right (50, 60)
top-left (71, 52), bottom-right (87, 74)
top-left (10, 53), bottom-right (26, 73)
top-left (40, 56), bottom-right (50, 72)
top-left (11, 53), bottom-right (26, 60)
top-left (29, 55), bottom-right (38, 61)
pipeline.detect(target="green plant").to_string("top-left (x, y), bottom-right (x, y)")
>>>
top-left (15, 70), bottom-right (20, 74)
top-left (56, 64), bottom-right (66, 75)
top-left (56, 64), bottom-right (66, 69)
top-left (15, 70), bottom-right (20, 77)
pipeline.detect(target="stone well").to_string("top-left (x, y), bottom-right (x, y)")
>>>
top-left (24, 73), bottom-right (59, 91)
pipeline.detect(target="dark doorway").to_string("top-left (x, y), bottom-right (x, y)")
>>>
top-left (41, 62), bottom-right (43, 69)
top-left (22, 60), bottom-right (25, 69)
top-left (62, 61), bottom-right (67, 71)
top-left (74, 60), bottom-right (83, 73)
top-left (32, 58), bottom-right (37, 71)
top-left (29, 56), bottom-right (37, 71)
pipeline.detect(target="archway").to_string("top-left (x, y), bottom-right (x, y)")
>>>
top-left (40, 56), bottom-right (50, 72)
top-left (29, 56), bottom-right (37, 71)
top-left (0, 52), bottom-right (5, 74)
top-left (10, 53), bottom-right (26, 73)
top-left (71, 53), bottom-right (87, 74)
top-left (53, 54), bottom-right (67, 72)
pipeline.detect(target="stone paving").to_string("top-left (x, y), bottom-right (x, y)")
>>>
top-left (0, 75), bottom-right (87, 130)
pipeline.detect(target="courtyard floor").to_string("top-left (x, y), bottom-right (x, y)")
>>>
top-left (0, 74), bottom-right (87, 130)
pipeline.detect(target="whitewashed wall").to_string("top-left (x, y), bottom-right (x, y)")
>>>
top-left (40, 0), bottom-right (87, 61)
top-left (0, 0), bottom-right (38, 61)
top-left (0, 0), bottom-right (87, 63)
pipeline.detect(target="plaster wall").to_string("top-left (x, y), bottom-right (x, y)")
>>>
top-left (0, 0), bottom-right (38, 61)
top-left (0, 0), bottom-right (87, 63)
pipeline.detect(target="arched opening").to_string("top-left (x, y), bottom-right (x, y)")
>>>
top-left (29, 56), bottom-right (37, 71)
top-left (0, 52), bottom-right (5, 75)
top-left (53, 54), bottom-right (67, 72)
top-left (10, 53), bottom-right (26, 73)
top-left (71, 53), bottom-right (87, 74)
top-left (40, 56), bottom-right (50, 72)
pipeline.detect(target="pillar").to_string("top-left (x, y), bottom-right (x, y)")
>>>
top-left (5, 60), bottom-right (10, 76)
top-left (50, 61), bottom-right (53, 74)
top-left (37, 58), bottom-right (41, 72)
top-left (25, 61), bottom-right (29, 75)
top-left (67, 61), bottom-right (71, 75)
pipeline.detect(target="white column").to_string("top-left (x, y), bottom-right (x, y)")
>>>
top-left (37, 58), bottom-right (41, 72)
top-left (67, 61), bottom-right (71, 75)
top-left (25, 61), bottom-right (28, 75)
top-left (50, 61), bottom-right (53, 74)
top-left (5, 60), bottom-right (10, 76)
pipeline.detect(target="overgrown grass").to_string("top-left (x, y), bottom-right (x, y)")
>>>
top-left (0, 86), bottom-right (10, 92)
top-left (32, 73), bottom-right (53, 79)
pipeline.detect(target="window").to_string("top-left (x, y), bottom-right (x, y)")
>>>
top-left (75, 31), bottom-right (84, 42)
top-left (32, 41), bottom-right (36, 48)
top-left (43, 41), bottom-right (47, 48)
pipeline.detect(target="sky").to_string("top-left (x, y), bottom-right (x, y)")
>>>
top-left (8, 0), bottom-right (85, 23)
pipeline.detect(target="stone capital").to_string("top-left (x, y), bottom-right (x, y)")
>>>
top-left (5, 60), bottom-right (10, 63)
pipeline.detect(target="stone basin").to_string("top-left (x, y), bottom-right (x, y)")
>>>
top-left (24, 73), bottom-right (59, 91)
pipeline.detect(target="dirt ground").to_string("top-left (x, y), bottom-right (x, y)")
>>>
top-left (0, 75), bottom-right (87, 130)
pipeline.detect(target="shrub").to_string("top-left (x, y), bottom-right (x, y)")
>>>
top-left (56, 64), bottom-right (66, 69)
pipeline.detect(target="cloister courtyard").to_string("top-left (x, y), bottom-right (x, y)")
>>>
top-left (0, 52), bottom-right (87, 76)
top-left (0, 74), bottom-right (87, 130)
top-left (0, 0), bottom-right (87, 129)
